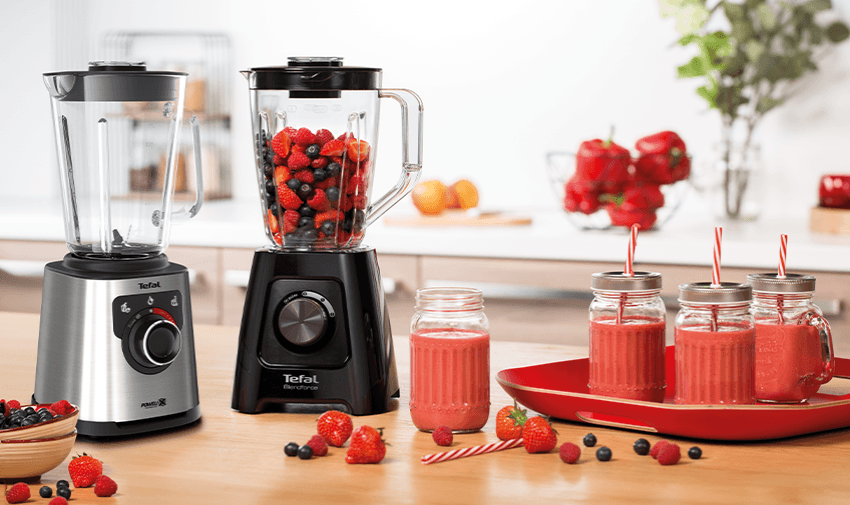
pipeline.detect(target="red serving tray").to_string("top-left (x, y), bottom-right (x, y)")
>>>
top-left (496, 346), bottom-right (850, 441)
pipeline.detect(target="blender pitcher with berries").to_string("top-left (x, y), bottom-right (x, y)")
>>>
top-left (232, 57), bottom-right (423, 416)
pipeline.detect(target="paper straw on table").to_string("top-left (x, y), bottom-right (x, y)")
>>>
top-left (711, 227), bottom-right (723, 288)
top-left (421, 438), bottom-right (524, 465)
top-left (778, 234), bottom-right (788, 278)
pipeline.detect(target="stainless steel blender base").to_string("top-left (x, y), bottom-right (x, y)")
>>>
top-left (34, 256), bottom-right (201, 437)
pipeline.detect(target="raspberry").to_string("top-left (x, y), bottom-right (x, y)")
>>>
top-left (93, 475), bottom-right (118, 497)
top-left (50, 399), bottom-right (72, 415)
top-left (347, 171), bottom-right (368, 195)
top-left (315, 129), bottom-right (335, 147)
top-left (271, 130), bottom-right (291, 157)
top-left (288, 152), bottom-right (312, 171)
top-left (650, 440), bottom-right (670, 459)
top-left (314, 176), bottom-right (338, 191)
top-left (307, 434), bottom-right (329, 456)
top-left (308, 189), bottom-right (331, 211)
top-left (432, 426), bottom-right (453, 446)
top-left (273, 154), bottom-right (286, 166)
top-left (294, 169), bottom-right (315, 184)
top-left (352, 194), bottom-right (367, 210)
top-left (558, 442), bottom-right (581, 464)
top-left (49, 498), bottom-right (68, 505)
top-left (5, 482), bottom-right (30, 504)
top-left (7, 399), bottom-right (21, 411)
top-left (314, 210), bottom-right (344, 228)
top-left (311, 156), bottom-right (329, 169)
top-left (277, 186), bottom-right (303, 211)
top-left (283, 210), bottom-right (300, 234)
top-left (657, 443), bottom-right (681, 465)
top-left (292, 127), bottom-right (317, 146)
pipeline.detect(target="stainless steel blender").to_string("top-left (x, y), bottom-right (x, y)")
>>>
top-left (231, 57), bottom-right (422, 415)
top-left (34, 61), bottom-right (205, 437)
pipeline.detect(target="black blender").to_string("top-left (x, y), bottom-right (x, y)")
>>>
top-left (231, 57), bottom-right (423, 415)
top-left (34, 62), bottom-right (205, 436)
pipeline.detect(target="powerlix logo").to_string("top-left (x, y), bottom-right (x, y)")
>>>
top-left (283, 374), bottom-right (319, 391)
top-left (138, 281), bottom-right (161, 290)
top-left (141, 398), bottom-right (167, 409)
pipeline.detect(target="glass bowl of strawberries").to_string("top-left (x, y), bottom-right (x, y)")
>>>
top-left (546, 130), bottom-right (691, 231)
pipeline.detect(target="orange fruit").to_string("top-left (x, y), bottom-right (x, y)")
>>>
top-left (412, 180), bottom-right (447, 215)
top-left (447, 179), bottom-right (479, 210)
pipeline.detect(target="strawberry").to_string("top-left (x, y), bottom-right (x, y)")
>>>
top-left (345, 426), bottom-right (386, 464)
top-left (271, 130), bottom-right (292, 157)
top-left (284, 126), bottom-right (297, 137)
top-left (282, 210), bottom-right (300, 234)
top-left (93, 475), bottom-right (118, 497)
top-left (347, 139), bottom-right (370, 162)
top-left (267, 209), bottom-right (280, 234)
top-left (273, 232), bottom-right (282, 245)
top-left (277, 186), bottom-right (303, 211)
top-left (68, 453), bottom-right (103, 488)
top-left (351, 194), bottom-right (368, 210)
top-left (307, 434), bottom-right (329, 456)
top-left (4, 483), bottom-right (30, 504)
top-left (273, 154), bottom-right (286, 166)
top-left (347, 171), bottom-right (368, 195)
top-left (495, 402), bottom-right (527, 441)
top-left (308, 189), bottom-right (331, 211)
top-left (293, 169), bottom-right (315, 184)
top-left (314, 210), bottom-right (344, 228)
top-left (317, 410), bottom-right (353, 447)
top-left (319, 139), bottom-right (346, 157)
top-left (274, 166), bottom-right (291, 187)
top-left (288, 152), bottom-right (311, 171)
top-left (521, 416), bottom-right (557, 454)
top-left (315, 128), bottom-right (335, 147)
top-left (311, 156), bottom-right (329, 169)
top-left (292, 127), bottom-right (317, 146)
top-left (291, 143), bottom-right (306, 154)
top-left (314, 175), bottom-right (338, 191)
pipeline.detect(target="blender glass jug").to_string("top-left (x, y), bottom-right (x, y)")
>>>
top-left (44, 61), bottom-right (203, 259)
top-left (243, 57), bottom-right (422, 250)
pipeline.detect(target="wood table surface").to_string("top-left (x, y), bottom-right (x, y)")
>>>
top-left (3, 310), bottom-right (850, 504)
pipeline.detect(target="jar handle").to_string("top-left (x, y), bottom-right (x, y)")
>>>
top-left (171, 113), bottom-right (204, 220)
top-left (801, 310), bottom-right (835, 385)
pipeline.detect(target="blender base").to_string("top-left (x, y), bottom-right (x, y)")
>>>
top-left (231, 247), bottom-right (400, 416)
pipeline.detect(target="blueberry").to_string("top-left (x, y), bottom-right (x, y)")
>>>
top-left (39, 486), bottom-right (52, 498)
top-left (313, 167), bottom-right (328, 182)
top-left (23, 407), bottom-right (35, 416)
top-left (297, 183), bottom-right (315, 201)
top-left (265, 180), bottom-right (276, 196)
top-left (342, 217), bottom-right (353, 232)
top-left (633, 438), bottom-right (650, 456)
top-left (583, 433), bottom-right (597, 447)
top-left (20, 418), bottom-right (34, 427)
top-left (305, 144), bottom-right (321, 159)
top-left (320, 220), bottom-right (336, 236)
top-left (269, 203), bottom-right (279, 216)
top-left (596, 446), bottom-right (612, 462)
top-left (298, 217), bottom-right (315, 229)
top-left (57, 480), bottom-right (69, 489)
top-left (301, 229), bottom-right (319, 242)
top-left (327, 162), bottom-right (342, 177)
top-left (57, 486), bottom-right (71, 499)
top-left (299, 204), bottom-right (316, 217)
top-left (284, 442), bottom-right (299, 457)
top-left (286, 178), bottom-right (301, 191)
top-left (264, 163), bottom-right (274, 178)
top-left (326, 187), bottom-right (340, 202)
top-left (688, 446), bottom-right (702, 460)
top-left (298, 444), bottom-right (314, 459)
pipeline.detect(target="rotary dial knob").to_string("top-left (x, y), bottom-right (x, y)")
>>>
top-left (277, 297), bottom-right (328, 347)
top-left (128, 314), bottom-right (182, 368)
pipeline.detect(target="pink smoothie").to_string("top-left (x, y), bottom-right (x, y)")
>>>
top-left (675, 324), bottom-right (756, 404)
top-left (755, 323), bottom-right (826, 403)
top-left (409, 329), bottom-right (490, 432)
top-left (588, 316), bottom-right (666, 402)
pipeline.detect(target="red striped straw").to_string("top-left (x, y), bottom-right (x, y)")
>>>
top-left (711, 227), bottom-right (723, 287)
top-left (421, 437), bottom-right (524, 465)
top-left (624, 224), bottom-right (639, 276)
top-left (778, 234), bottom-right (788, 278)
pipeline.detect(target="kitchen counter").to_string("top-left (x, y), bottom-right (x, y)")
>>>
top-left (3, 311), bottom-right (850, 504)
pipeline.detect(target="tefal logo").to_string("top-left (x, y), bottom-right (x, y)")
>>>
top-left (138, 281), bottom-right (161, 290)
top-left (283, 374), bottom-right (319, 384)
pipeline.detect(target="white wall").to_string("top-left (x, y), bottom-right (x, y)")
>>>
top-left (2, 0), bottom-right (849, 220)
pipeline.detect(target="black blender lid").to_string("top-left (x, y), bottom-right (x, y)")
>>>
top-left (244, 57), bottom-right (382, 91)
top-left (43, 61), bottom-right (187, 102)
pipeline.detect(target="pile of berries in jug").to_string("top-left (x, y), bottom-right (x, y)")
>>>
top-left (260, 126), bottom-right (372, 248)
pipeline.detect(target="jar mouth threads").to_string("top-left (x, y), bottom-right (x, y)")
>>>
top-left (678, 282), bottom-right (752, 303)
top-left (415, 287), bottom-right (483, 312)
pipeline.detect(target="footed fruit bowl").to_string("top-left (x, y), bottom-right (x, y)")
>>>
top-left (0, 430), bottom-right (77, 480)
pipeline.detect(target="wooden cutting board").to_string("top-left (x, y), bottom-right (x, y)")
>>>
top-left (384, 209), bottom-right (532, 227)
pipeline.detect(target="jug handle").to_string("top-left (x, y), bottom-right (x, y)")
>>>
top-left (172, 113), bottom-right (204, 220)
top-left (365, 89), bottom-right (423, 228)
top-left (801, 310), bottom-right (835, 385)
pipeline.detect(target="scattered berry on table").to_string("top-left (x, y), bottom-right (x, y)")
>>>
top-left (39, 486), bottom-right (53, 498)
top-left (56, 487), bottom-right (71, 500)
top-left (5, 482), bottom-right (30, 504)
top-left (521, 416), bottom-right (557, 454)
top-left (559, 442), bottom-right (581, 464)
top-left (495, 403), bottom-right (527, 441)
top-left (688, 446), bottom-right (702, 460)
top-left (56, 480), bottom-right (69, 489)
top-left (583, 433), bottom-right (597, 447)
top-left (345, 426), bottom-right (387, 464)
top-left (317, 410), bottom-right (354, 447)
top-left (633, 438), bottom-right (651, 456)
top-left (68, 452), bottom-right (103, 488)
top-left (48, 497), bottom-right (68, 505)
top-left (307, 434), bottom-right (329, 457)
top-left (650, 440), bottom-right (670, 460)
top-left (298, 444), bottom-right (314, 460)
top-left (658, 443), bottom-right (681, 466)
top-left (94, 475), bottom-right (118, 497)
top-left (284, 442), bottom-right (299, 457)
top-left (432, 426), bottom-right (453, 446)
top-left (596, 446), bottom-right (612, 462)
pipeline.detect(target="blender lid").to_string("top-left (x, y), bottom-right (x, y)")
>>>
top-left (43, 61), bottom-right (187, 102)
top-left (244, 57), bottom-right (382, 91)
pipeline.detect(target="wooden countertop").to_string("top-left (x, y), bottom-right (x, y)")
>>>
top-left (3, 310), bottom-right (850, 504)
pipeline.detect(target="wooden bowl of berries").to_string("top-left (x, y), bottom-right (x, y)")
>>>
top-left (546, 130), bottom-right (691, 231)
top-left (0, 430), bottom-right (77, 480)
top-left (0, 400), bottom-right (79, 442)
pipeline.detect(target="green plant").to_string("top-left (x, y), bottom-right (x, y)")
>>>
top-left (660, 0), bottom-right (849, 218)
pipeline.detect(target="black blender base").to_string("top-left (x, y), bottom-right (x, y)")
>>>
top-left (231, 248), bottom-right (400, 416)
top-left (76, 406), bottom-right (201, 438)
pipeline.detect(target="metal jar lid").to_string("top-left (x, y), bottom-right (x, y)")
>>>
top-left (747, 273), bottom-right (816, 293)
top-left (591, 271), bottom-right (662, 291)
top-left (678, 282), bottom-right (752, 303)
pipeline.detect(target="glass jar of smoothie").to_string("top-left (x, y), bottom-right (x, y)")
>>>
top-left (675, 282), bottom-right (755, 405)
top-left (748, 273), bottom-right (834, 403)
top-left (409, 287), bottom-right (490, 433)
top-left (589, 272), bottom-right (666, 402)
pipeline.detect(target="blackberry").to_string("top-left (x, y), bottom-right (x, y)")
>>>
top-left (596, 446), bottom-right (612, 462)
top-left (298, 217), bottom-right (315, 229)
top-left (313, 168), bottom-right (328, 182)
top-left (286, 178), bottom-right (301, 191)
top-left (320, 220), bottom-right (336, 236)
top-left (326, 187), bottom-right (340, 202)
top-left (284, 442), bottom-right (299, 457)
top-left (299, 204), bottom-right (316, 217)
top-left (305, 144), bottom-right (321, 159)
top-left (633, 438), bottom-right (650, 456)
top-left (297, 183), bottom-right (314, 201)
top-left (688, 446), bottom-right (702, 460)
top-left (39, 486), bottom-right (53, 498)
top-left (298, 444), bottom-right (314, 460)
top-left (57, 487), bottom-right (71, 499)
top-left (327, 162), bottom-right (341, 177)
top-left (583, 433), bottom-right (597, 447)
